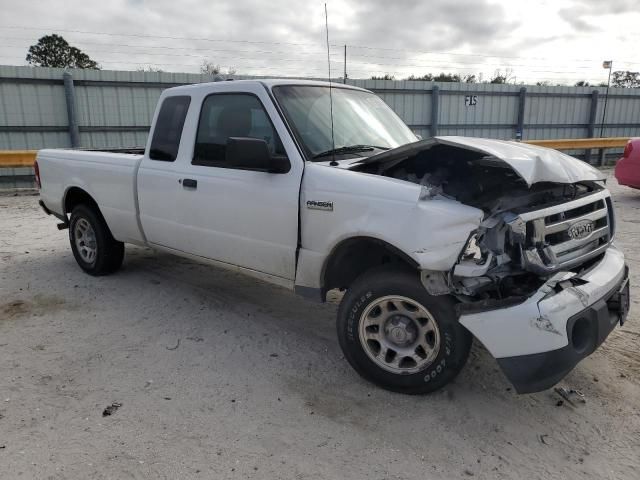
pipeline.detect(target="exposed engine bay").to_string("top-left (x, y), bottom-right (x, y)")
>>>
top-left (351, 142), bottom-right (611, 303)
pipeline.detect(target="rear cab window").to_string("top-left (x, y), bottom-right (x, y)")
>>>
top-left (149, 95), bottom-right (191, 161)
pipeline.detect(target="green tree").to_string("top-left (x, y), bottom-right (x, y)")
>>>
top-left (406, 73), bottom-right (433, 81)
top-left (26, 34), bottom-right (99, 69)
top-left (574, 80), bottom-right (590, 87)
top-left (137, 66), bottom-right (164, 73)
top-left (201, 60), bottom-right (222, 75)
top-left (432, 72), bottom-right (461, 82)
top-left (200, 60), bottom-right (236, 76)
top-left (487, 69), bottom-right (515, 84)
top-left (611, 71), bottom-right (640, 88)
top-left (371, 74), bottom-right (395, 80)
top-left (406, 73), bottom-right (476, 83)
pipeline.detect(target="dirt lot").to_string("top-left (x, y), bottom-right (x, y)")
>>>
top-left (1, 171), bottom-right (639, 479)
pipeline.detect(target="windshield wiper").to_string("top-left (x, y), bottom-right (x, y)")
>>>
top-left (312, 144), bottom-right (389, 160)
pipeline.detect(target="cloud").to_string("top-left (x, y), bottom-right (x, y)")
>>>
top-left (0, 0), bottom-right (518, 66)
top-left (558, 0), bottom-right (639, 32)
top-left (341, 0), bottom-right (517, 51)
top-left (0, 0), bottom-right (637, 84)
top-left (323, 0), bottom-right (522, 78)
top-left (567, 0), bottom-right (639, 14)
top-left (558, 8), bottom-right (599, 32)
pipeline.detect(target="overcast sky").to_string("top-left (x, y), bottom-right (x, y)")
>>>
top-left (1, 0), bottom-right (639, 85)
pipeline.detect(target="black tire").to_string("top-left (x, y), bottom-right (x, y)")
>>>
top-left (337, 266), bottom-right (472, 394)
top-left (69, 204), bottom-right (124, 276)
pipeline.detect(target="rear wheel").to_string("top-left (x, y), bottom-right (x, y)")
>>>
top-left (69, 204), bottom-right (124, 276)
top-left (337, 266), bottom-right (472, 394)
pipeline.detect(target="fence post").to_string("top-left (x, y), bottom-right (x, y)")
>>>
top-left (585, 89), bottom-right (599, 164)
top-left (63, 71), bottom-right (80, 148)
top-left (516, 87), bottom-right (526, 141)
top-left (430, 85), bottom-right (439, 137)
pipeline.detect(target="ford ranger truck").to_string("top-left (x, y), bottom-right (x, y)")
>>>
top-left (35, 80), bottom-right (630, 394)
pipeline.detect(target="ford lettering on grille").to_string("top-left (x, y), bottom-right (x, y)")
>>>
top-left (568, 219), bottom-right (595, 240)
top-left (516, 192), bottom-right (611, 274)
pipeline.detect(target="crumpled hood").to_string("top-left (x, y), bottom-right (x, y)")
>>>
top-left (357, 136), bottom-right (605, 186)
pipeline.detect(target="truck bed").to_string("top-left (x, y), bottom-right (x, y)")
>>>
top-left (37, 148), bottom-right (146, 245)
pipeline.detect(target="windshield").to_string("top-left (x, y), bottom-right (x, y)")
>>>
top-left (272, 85), bottom-right (417, 160)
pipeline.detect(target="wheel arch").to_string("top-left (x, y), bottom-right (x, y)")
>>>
top-left (64, 186), bottom-right (101, 217)
top-left (321, 236), bottom-right (419, 297)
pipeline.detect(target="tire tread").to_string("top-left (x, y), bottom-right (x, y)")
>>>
top-left (337, 265), bottom-right (471, 394)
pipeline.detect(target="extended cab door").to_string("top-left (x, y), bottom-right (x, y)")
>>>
top-left (137, 95), bottom-right (192, 251)
top-left (144, 82), bottom-right (304, 281)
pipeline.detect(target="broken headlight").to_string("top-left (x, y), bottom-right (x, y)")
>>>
top-left (454, 232), bottom-right (494, 278)
top-left (461, 233), bottom-right (485, 263)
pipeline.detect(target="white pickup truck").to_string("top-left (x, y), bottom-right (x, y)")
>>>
top-left (36, 79), bottom-right (630, 394)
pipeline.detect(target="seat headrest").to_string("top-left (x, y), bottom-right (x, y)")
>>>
top-left (216, 105), bottom-right (252, 139)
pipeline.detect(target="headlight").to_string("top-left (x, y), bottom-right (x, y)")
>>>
top-left (454, 233), bottom-right (494, 277)
top-left (461, 233), bottom-right (484, 262)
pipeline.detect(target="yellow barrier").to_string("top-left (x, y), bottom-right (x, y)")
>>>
top-left (0, 137), bottom-right (634, 168)
top-left (524, 137), bottom-right (631, 150)
top-left (0, 150), bottom-right (37, 168)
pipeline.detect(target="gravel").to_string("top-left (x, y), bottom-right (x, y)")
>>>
top-left (1, 171), bottom-right (639, 479)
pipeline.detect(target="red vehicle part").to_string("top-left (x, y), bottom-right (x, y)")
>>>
top-left (33, 159), bottom-right (41, 189)
top-left (615, 139), bottom-right (640, 189)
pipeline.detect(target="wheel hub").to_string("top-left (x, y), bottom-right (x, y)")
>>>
top-left (358, 295), bottom-right (441, 374)
top-left (74, 218), bottom-right (97, 264)
top-left (385, 315), bottom-right (418, 346)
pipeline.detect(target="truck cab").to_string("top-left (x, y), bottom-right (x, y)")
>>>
top-left (137, 81), bottom-right (304, 283)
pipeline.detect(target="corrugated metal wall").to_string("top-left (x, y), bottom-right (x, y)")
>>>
top-left (2, 65), bottom-right (640, 151)
top-left (348, 80), bottom-right (640, 151)
top-left (0, 66), bottom-right (70, 149)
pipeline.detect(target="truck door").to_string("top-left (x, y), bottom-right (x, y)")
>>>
top-left (137, 95), bottom-right (192, 251)
top-left (172, 84), bottom-right (303, 281)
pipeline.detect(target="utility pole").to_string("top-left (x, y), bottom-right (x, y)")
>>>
top-left (343, 44), bottom-right (347, 84)
top-left (600, 60), bottom-right (613, 137)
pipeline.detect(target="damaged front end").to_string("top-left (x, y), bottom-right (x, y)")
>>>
top-left (451, 186), bottom-right (614, 301)
top-left (350, 136), bottom-right (628, 393)
top-left (351, 136), bottom-right (612, 303)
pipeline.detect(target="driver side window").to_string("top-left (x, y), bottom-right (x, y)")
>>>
top-left (193, 93), bottom-right (285, 168)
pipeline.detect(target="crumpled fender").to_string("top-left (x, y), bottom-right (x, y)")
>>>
top-left (295, 163), bottom-right (483, 290)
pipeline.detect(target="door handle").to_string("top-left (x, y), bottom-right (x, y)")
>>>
top-left (181, 178), bottom-right (198, 189)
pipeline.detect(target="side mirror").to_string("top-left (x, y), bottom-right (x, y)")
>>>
top-left (226, 137), bottom-right (290, 173)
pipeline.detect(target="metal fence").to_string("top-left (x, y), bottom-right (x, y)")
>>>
top-left (2, 64), bottom-right (640, 153)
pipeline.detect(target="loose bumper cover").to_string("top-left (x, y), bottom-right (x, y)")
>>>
top-left (459, 245), bottom-right (629, 393)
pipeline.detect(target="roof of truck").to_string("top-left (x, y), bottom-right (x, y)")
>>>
top-left (260, 79), bottom-right (367, 90)
top-left (165, 78), bottom-right (370, 94)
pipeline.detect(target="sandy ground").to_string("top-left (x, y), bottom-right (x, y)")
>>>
top-left (1, 171), bottom-right (639, 480)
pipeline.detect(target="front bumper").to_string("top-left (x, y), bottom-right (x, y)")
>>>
top-left (459, 245), bottom-right (629, 393)
top-left (498, 268), bottom-right (628, 393)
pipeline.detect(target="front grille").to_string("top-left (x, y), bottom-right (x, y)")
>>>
top-left (517, 191), bottom-right (613, 274)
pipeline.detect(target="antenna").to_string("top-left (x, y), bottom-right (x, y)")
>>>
top-left (324, 3), bottom-right (337, 166)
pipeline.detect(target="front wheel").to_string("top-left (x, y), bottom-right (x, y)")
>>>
top-left (337, 267), bottom-right (472, 394)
